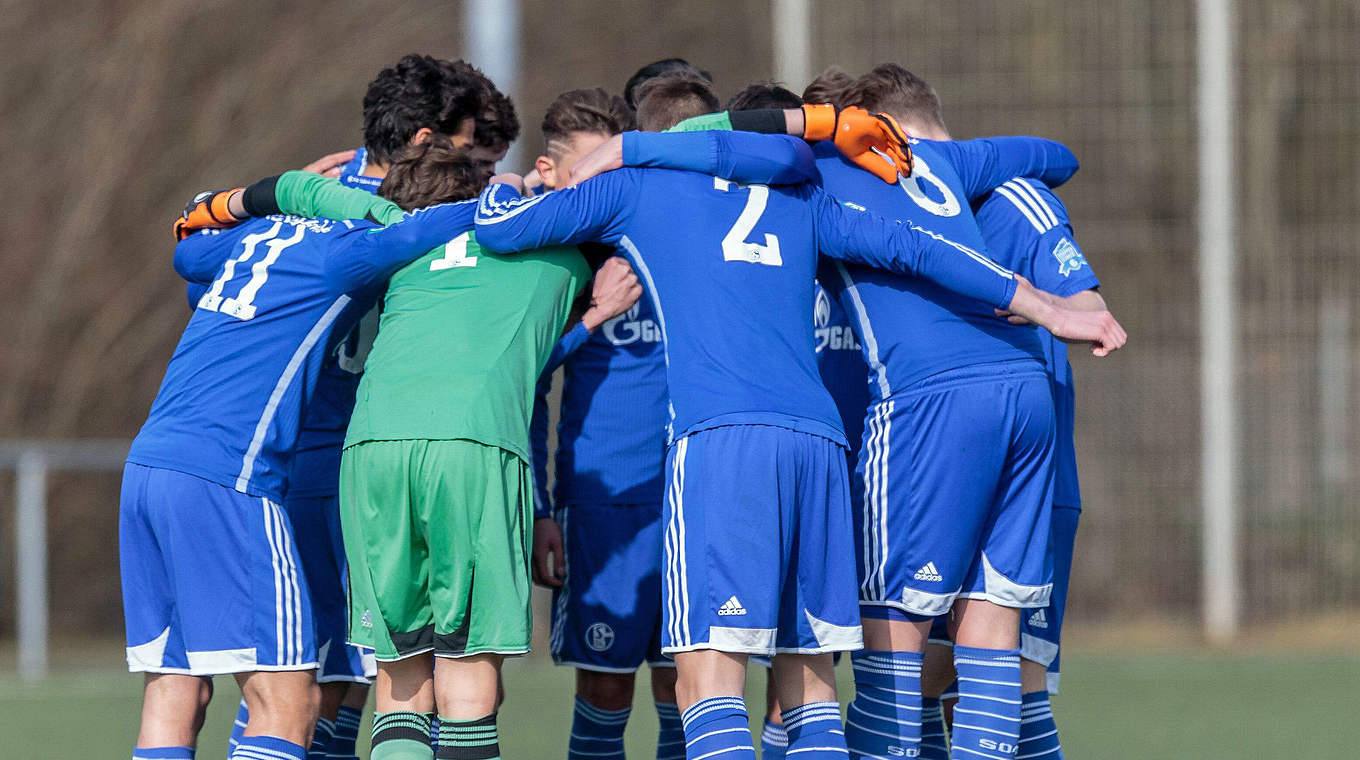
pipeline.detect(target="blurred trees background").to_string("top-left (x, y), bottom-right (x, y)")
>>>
top-left (0, 0), bottom-right (1356, 638)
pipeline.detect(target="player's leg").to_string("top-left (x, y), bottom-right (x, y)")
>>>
top-left (426, 440), bottom-right (536, 760)
top-left (1015, 505), bottom-right (1079, 760)
top-left (918, 632), bottom-right (955, 760)
top-left (553, 503), bottom-right (668, 760)
top-left (950, 372), bottom-right (1056, 760)
top-left (284, 493), bottom-right (365, 760)
top-left (340, 441), bottom-right (437, 760)
top-left (757, 665), bottom-right (787, 760)
top-left (773, 430), bottom-right (863, 760)
top-left (664, 429), bottom-right (784, 760)
top-left (329, 683), bottom-right (371, 760)
top-left (650, 665), bottom-right (684, 760)
top-left (121, 464), bottom-right (208, 758)
top-left (848, 392), bottom-right (1003, 760)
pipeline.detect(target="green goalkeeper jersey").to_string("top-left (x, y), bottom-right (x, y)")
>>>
top-left (270, 171), bottom-right (591, 463)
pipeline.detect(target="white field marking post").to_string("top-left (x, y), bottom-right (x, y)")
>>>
top-left (1197, 0), bottom-right (1240, 644)
top-left (772, 0), bottom-right (811, 91)
top-left (465, 0), bottom-right (523, 172)
top-left (16, 451), bottom-right (48, 682)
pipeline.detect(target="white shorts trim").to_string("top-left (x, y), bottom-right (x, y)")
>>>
top-left (805, 611), bottom-right (864, 651)
top-left (1020, 634), bottom-right (1059, 667)
top-left (979, 553), bottom-right (1052, 609)
top-left (554, 660), bottom-right (643, 674)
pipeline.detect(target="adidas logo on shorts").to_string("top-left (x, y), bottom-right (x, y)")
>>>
top-left (360, 610), bottom-right (373, 629)
top-left (717, 595), bottom-right (747, 616)
top-left (1028, 609), bottom-right (1049, 629)
top-left (913, 562), bottom-right (943, 582)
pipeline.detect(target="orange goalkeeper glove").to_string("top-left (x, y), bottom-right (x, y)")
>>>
top-left (173, 188), bottom-right (244, 240)
top-left (801, 103), bottom-right (914, 183)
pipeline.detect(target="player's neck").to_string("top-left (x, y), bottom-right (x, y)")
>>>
top-left (362, 160), bottom-right (388, 179)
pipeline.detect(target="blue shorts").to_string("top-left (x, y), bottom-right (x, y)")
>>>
top-left (550, 502), bottom-right (669, 672)
top-left (856, 363), bottom-right (1056, 617)
top-left (282, 494), bottom-right (376, 683)
top-left (1022, 505), bottom-right (1079, 693)
top-left (120, 464), bottom-right (317, 675)
top-left (662, 425), bottom-right (862, 656)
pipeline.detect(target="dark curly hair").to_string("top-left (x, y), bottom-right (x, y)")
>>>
top-left (377, 135), bottom-right (484, 210)
top-left (362, 54), bottom-right (484, 166)
top-left (449, 59), bottom-right (521, 155)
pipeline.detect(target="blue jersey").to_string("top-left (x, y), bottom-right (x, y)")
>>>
top-left (974, 178), bottom-right (1099, 508)
top-left (286, 154), bottom-right (380, 498)
top-left (129, 217), bottom-right (375, 500)
top-left (814, 283), bottom-right (869, 456)
top-left (814, 137), bottom-right (1078, 398)
top-left (337, 147), bottom-right (384, 193)
top-left (533, 296), bottom-right (669, 510)
top-left (474, 136), bottom-right (1019, 447)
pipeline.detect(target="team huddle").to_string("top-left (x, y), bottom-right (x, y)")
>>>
top-left (121, 53), bottom-right (1124, 760)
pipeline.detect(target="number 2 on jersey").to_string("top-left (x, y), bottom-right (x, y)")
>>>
top-left (198, 221), bottom-right (305, 321)
top-left (714, 178), bottom-right (782, 266)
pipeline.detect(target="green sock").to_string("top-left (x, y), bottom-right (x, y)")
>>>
top-left (435, 714), bottom-right (500, 760)
top-left (370, 711), bottom-right (434, 760)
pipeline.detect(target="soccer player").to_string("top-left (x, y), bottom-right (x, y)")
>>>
top-left (623, 58), bottom-right (713, 109)
top-left (474, 92), bottom-right (1124, 760)
top-left (812, 64), bottom-right (1109, 760)
top-left (971, 164), bottom-right (1103, 760)
top-left (210, 54), bottom-right (498, 760)
top-left (721, 81), bottom-right (870, 760)
top-left (123, 154), bottom-right (492, 760)
top-left (523, 88), bottom-right (684, 760)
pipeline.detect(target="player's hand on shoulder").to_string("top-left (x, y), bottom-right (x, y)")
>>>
top-left (568, 134), bottom-right (624, 187)
top-left (173, 188), bottom-right (245, 241)
top-left (803, 103), bottom-right (915, 183)
top-left (582, 257), bottom-right (643, 332)
top-left (532, 516), bottom-right (566, 588)
top-left (298, 149), bottom-right (356, 178)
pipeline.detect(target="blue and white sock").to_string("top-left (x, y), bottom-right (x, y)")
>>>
top-left (308, 717), bottom-right (335, 760)
top-left (951, 647), bottom-right (1021, 760)
top-left (228, 698), bottom-right (249, 755)
top-left (231, 735), bottom-right (308, 760)
top-left (329, 704), bottom-right (363, 760)
top-left (569, 696), bottom-right (630, 760)
top-left (429, 717), bottom-right (440, 750)
top-left (760, 718), bottom-right (788, 760)
top-left (1018, 691), bottom-right (1063, 760)
top-left (132, 747), bottom-right (194, 760)
top-left (918, 696), bottom-right (949, 760)
top-left (681, 696), bottom-right (755, 760)
top-left (782, 701), bottom-right (848, 758)
top-left (656, 701), bottom-right (686, 760)
top-left (845, 650), bottom-right (923, 759)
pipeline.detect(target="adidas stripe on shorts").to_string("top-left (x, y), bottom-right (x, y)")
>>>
top-left (120, 463), bottom-right (317, 675)
top-left (661, 424), bottom-right (862, 656)
top-left (855, 360), bottom-right (1057, 618)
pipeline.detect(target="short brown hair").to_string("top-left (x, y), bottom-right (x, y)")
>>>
top-left (634, 72), bottom-right (721, 132)
top-left (841, 63), bottom-right (945, 131)
top-left (802, 66), bottom-right (854, 107)
top-left (726, 81), bottom-right (802, 111)
top-left (542, 88), bottom-right (635, 157)
top-left (378, 136), bottom-right (484, 210)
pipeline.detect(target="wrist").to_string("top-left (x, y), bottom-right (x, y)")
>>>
top-left (801, 103), bottom-right (836, 141)
top-left (580, 307), bottom-right (607, 332)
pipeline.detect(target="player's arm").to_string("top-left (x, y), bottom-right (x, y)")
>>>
top-left (238, 171), bottom-right (405, 225)
top-left (619, 131), bottom-right (817, 185)
top-left (473, 171), bottom-right (637, 253)
top-left (928, 137), bottom-right (1080, 199)
top-left (173, 228), bottom-right (242, 284)
top-left (811, 187), bottom-right (1125, 354)
top-left (323, 204), bottom-right (475, 295)
top-left (529, 374), bottom-right (566, 587)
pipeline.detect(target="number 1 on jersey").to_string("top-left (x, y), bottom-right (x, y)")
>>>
top-left (714, 178), bottom-right (782, 267)
top-left (429, 232), bottom-right (477, 270)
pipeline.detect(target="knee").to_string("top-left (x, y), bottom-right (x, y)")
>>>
top-left (577, 670), bottom-right (636, 711)
top-left (650, 667), bottom-right (678, 705)
top-left (243, 672), bottom-right (320, 723)
top-left (190, 678), bottom-right (214, 731)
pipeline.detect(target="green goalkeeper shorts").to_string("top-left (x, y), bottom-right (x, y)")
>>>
top-left (339, 439), bottom-right (532, 661)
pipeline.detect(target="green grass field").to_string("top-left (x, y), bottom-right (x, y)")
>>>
top-left (3, 645), bottom-right (1357, 759)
